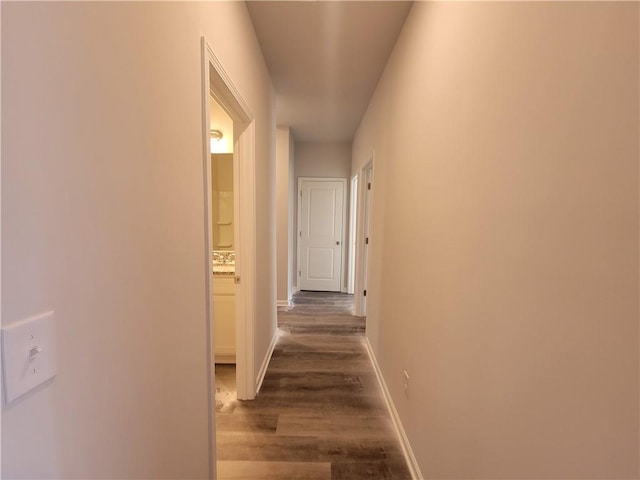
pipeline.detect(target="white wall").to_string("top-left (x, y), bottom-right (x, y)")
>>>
top-left (276, 126), bottom-right (293, 303)
top-left (353, 2), bottom-right (639, 478)
top-left (1, 3), bottom-right (4, 476)
top-left (294, 142), bottom-right (352, 291)
top-left (1, 2), bottom-right (276, 478)
top-left (295, 142), bottom-right (352, 180)
top-left (288, 135), bottom-right (295, 298)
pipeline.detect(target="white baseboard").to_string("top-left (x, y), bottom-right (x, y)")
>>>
top-left (215, 346), bottom-right (236, 364)
top-left (289, 285), bottom-right (298, 298)
top-left (364, 337), bottom-right (423, 480)
top-left (214, 354), bottom-right (235, 364)
top-left (255, 328), bottom-right (279, 394)
top-left (277, 299), bottom-right (290, 307)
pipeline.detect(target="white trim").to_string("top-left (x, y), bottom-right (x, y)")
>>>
top-left (296, 177), bottom-right (348, 292)
top-left (206, 44), bottom-right (253, 123)
top-left (255, 329), bottom-right (280, 394)
top-left (202, 35), bottom-right (258, 479)
top-left (0, 5), bottom-right (3, 470)
top-left (200, 38), bottom-right (216, 480)
top-left (276, 300), bottom-right (291, 308)
top-left (364, 338), bottom-right (423, 480)
top-left (354, 155), bottom-right (374, 317)
top-left (347, 174), bottom-right (358, 295)
top-left (235, 122), bottom-right (256, 401)
top-left (204, 39), bottom-right (257, 402)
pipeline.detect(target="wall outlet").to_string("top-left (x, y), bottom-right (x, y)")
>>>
top-left (403, 370), bottom-right (410, 396)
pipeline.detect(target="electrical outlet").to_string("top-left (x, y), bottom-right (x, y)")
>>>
top-left (403, 370), bottom-right (410, 396)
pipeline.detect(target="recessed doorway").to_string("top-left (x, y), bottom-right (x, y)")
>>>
top-left (210, 97), bottom-right (237, 367)
top-left (297, 177), bottom-right (347, 292)
top-left (202, 36), bottom-right (258, 478)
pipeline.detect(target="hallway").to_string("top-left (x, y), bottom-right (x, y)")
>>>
top-left (215, 292), bottom-right (411, 479)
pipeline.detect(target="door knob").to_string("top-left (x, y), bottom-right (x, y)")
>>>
top-left (336, 241), bottom-right (340, 245)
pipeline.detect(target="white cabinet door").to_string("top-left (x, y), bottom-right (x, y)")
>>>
top-left (212, 276), bottom-right (236, 364)
top-left (298, 179), bottom-right (345, 292)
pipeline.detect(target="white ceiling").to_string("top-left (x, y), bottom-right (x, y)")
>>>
top-left (246, 1), bottom-right (413, 143)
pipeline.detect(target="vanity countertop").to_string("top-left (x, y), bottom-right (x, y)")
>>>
top-left (212, 250), bottom-right (235, 276)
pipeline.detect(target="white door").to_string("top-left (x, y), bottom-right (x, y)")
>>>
top-left (299, 178), bottom-right (345, 292)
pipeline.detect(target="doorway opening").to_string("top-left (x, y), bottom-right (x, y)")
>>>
top-left (202, 37), bottom-right (257, 478)
top-left (210, 97), bottom-right (236, 367)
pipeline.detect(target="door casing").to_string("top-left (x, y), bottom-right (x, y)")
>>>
top-left (202, 36), bottom-right (257, 479)
top-left (354, 157), bottom-right (374, 317)
top-left (347, 174), bottom-right (358, 294)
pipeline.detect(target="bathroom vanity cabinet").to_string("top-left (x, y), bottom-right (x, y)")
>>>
top-left (212, 275), bottom-right (236, 364)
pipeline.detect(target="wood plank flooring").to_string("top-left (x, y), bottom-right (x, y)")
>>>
top-left (215, 291), bottom-right (411, 480)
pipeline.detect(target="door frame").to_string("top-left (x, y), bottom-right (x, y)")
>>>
top-left (201, 36), bottom-right (257, 479)
top-left (354, 157), bottom-right (374, 317)
top-left (296, 177), bottom-right (347, 292)
top-left (347, 174), bottom-right (358, 294)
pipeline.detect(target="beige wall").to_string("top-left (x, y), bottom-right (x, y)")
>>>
top-left (353, 2), bottom-right (639, 478)
top-left (294, 142), bottom-right (352, 291)
top-left (1, 2), bottom-right (276, 478)
top-left (295, 141), bottom-right (352, 180)
top-left (288, 134), bottom-right (295, 298)
top-left (276, 126), bottom-right (293, 302)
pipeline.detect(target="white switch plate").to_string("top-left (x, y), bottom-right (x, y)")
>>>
top-left (2, 311), bottom-right (57, 403)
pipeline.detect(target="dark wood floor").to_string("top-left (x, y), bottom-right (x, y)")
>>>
top-left (215, 291), bottom-right (411, 479)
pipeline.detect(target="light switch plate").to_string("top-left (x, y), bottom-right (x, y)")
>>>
top-left (2, 311), bottom-right (57, 403)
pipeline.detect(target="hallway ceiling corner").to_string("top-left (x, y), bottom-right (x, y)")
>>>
top-left (246, 1), bottom-right (413, 143)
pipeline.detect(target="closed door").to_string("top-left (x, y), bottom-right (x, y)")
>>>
top-left (298, 179), bottom-right (345, 292)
